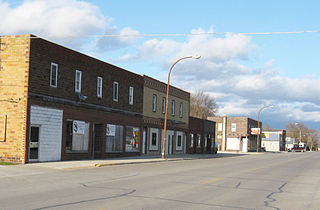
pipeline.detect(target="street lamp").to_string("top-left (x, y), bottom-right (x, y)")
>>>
top-left (295, 122), bottom-right (302, 144)
top-left (257, 105), bottom-right (274, 152)
top-left (161, 55), bottom-right (201, 159)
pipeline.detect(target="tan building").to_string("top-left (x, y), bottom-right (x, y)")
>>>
top-left (142, 75), bottom-right (190, 156)
top-left (208, 116), bottom-right (261, 152)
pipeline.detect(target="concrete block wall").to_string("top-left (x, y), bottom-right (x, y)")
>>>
top-left (0, 35), bottom-right (31, 163)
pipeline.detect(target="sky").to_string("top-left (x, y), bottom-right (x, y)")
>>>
top-left (1, 0), bottom-right (320, 130)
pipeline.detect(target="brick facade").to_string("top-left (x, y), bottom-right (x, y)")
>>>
top-left (1, 34), bottom-right (145, 163)
top-left (142, 75), bottom-right (190, 156)
top-left (0, 34), bottom-right (218, 163)
top-left (29, 37), bottom-right (143, 113)
top-left (0, 35), bottom-right (30, 163)
top-left (188, 117), bottom-right (215, 154)
top-left (208, 116), bottom-right (260, 152)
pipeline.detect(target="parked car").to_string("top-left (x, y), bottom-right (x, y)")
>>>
top-left (289, 144), bottom-right (306, 152)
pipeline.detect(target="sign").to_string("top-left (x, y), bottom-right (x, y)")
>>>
top-left (106, 124), bottom-right (116, 136)
top-left (73, 120), bottom-right (85, 134)
top-left (251, 128), bottom-right (260, 135)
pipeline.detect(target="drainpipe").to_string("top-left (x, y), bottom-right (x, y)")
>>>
top-left (222, 114), bottom-right (227, 151)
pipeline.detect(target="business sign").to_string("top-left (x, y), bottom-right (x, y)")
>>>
top-left (251, 128), bottom-right (260, 135)
top-left (73, 120), bottom-right (85, 134)
top-left (106, 124), bottom-right (116, 136)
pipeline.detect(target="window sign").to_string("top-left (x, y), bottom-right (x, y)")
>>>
top-left (106, 124), bottom-right (116, 136)
top-left (106, 124), bottom-right (123, 152)
top-left (73, 120), bottom-right (85, 134)
top-left (126, 126), bottom-right (140, 152)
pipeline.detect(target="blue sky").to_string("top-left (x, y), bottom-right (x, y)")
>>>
top-left (1, 0), bottom-right (320, 130)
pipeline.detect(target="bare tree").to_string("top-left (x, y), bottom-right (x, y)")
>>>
top-left (306, 129), bottom-right (319, 151)
top-left (190, 91), bottom-right (218, 119)
top-left (286, 122), bottom-right (308, 143)
top-left (263, 124), bottom-right (273, 130)
top-left (286, 123), bottom-right (319, 150)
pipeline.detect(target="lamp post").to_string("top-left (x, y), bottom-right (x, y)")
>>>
top-left (295, 122), bottom-right (302, 144)
top-left (161, 55), bottom-right (201, 159)
top-left (257, 105), bottom-right (274, 152)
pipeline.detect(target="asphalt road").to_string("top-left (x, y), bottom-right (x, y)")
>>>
top-left (1, 152), bottom-right (319, 210)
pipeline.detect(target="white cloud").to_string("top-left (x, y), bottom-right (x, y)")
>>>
top-left (95, 26), bottom-right (140, 51)
top-left (0, 0), bottom-right (141, 51)
top-left (0, 0), bottom-right (106, 37)
top-left (120, 27), bottom-right (320, 127)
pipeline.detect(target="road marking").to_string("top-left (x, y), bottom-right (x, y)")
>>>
top-left (202, 178), bottom-right (220, 184)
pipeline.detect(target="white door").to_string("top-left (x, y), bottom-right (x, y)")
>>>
top-left (242, 137), bottom-right (248, 152)
top-left (165, 130), bottom-right (174, 155)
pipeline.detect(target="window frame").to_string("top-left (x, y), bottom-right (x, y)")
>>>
top-left (129, 86), bottom-right (134, 105)
top-left (149, 128), bottom-right (159, 150)
top-left (152, 94), bottom-right (157, 112)
top-left (162, 97), bottom-right (166, 114)
top-left (97, 76), bottom-right (103, 98)
top-left (50, 62), bottom-right (58, 88)
top-left (75, 70), bottom-right (82, 93)
top-left (179, 102), bottom-right (183, 118)
top-left (176, 131), bottom-right (183, 151)
top-left (171, 100), bottom-right (175, 116)
top-left (231, 123), bottom-right (237, 132)
top-left (113, 81), bottom-right (119, 102)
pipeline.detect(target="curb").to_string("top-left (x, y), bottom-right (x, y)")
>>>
top-left (94, 159), bottom-right (167, 167)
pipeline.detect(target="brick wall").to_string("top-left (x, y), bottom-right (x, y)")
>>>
top-left (143, 86), bottom-right (189, 125)
top-left (0, 35), bottom-right (30, 163)
top-left (28, 37), bottom-right (143, 114)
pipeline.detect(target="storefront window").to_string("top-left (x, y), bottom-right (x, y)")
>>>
top-left (197, 134), bottom-right (201, 148)
top-left (106, 124), bottom-right (123, 152)
top-left (190, 134), bottom-right (194, 147)
top-left (66, 120), bottom-right (89, 152)
top-left (204, 136), bottom-right (208, 148)
top-left (126, 126), bottom-right (140, 152)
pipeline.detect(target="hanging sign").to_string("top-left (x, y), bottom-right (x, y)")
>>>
top-left (251, 128), bottom-right (260, 135)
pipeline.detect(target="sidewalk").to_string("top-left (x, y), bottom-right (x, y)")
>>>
top-left (27, 152), bottom-right (254, 170)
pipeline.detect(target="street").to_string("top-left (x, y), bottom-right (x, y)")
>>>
top-left (1, 152), bottom-right (319, 210)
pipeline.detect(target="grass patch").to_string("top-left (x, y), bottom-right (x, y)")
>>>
top-left (0, 161), bottom-right (16, 165)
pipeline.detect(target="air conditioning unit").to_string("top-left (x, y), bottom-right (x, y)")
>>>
top-left (77, 93), bottom-right (87, 101)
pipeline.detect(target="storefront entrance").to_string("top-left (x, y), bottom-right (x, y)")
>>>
top-left (29, 125), bottom-right (40, 161)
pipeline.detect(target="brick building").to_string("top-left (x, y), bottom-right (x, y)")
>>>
top-left (142, 75), bottom-right (190, 156)
top-left (208, 116), bottom-right (261, 152)
top-left (187, 117), bottom-right (216, 154)
top-left (0, 34), bottom-right (144, 163)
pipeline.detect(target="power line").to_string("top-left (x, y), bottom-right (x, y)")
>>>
top-left (1, 30), bottom-right (320, 39)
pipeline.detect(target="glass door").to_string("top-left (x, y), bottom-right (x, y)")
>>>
top-left (29, 126), bottom-right (40, 161)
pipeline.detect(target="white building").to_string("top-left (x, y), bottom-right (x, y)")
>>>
top-left (261, 130), bottom-right (286, 152)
